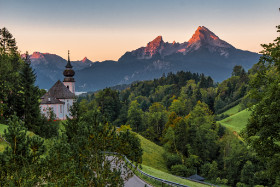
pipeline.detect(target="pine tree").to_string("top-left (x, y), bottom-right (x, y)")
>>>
top-left (0, 27), bottom-right (22, 121)
top-left (20, 52), bottom-right (41, 132)
top-left (0, 27), bottom-right (18, 54)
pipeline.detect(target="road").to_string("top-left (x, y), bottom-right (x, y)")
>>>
top-left (124, 174), bottom-right (152, 187)
top-left (107, 155), bottom-right (152, 187)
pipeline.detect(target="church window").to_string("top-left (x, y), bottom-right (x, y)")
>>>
top-left (60, 105), bottom-right (62, 113)
top-left (67, 103), bottom-right (69, 112)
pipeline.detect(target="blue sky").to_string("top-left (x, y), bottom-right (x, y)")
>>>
top-left (0, 0), bottom-right (279, 61)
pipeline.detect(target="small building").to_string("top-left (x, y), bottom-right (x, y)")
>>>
top-left (40, 51), bottom-right (76, 120)
top-left (188, 174), bottom-right (205, 181)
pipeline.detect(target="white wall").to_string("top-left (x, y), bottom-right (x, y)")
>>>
top-left (60, 99), bottom-right (74, 119)
top-left (40, 104), bottom-right (64, 120)
top-left (63, 82), bottom-right (75, 94)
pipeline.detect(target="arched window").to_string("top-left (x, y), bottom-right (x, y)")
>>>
top-left (67, 103), bottom-right (70, 112)
top-left (67, 85), bottom-right (69, 89)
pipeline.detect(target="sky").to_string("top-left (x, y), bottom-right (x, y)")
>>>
top-left (0, 0), bottom-right (279, 61)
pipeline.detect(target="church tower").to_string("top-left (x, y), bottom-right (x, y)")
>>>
top-left (63, 50), bottom-right (75, 94)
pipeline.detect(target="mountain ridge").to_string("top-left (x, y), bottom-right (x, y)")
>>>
top-left (28, 26), bottom-right (261, 92)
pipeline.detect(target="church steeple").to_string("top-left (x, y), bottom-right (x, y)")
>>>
top-left (65, 50), bottom-right (73, 68)
top-left (63, 50), bottom-right (75, 94)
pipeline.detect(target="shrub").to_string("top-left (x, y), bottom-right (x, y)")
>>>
top-left (164, 153), bottom-right (182, 170)
top-left (171, 164), bottom-right (195, 177)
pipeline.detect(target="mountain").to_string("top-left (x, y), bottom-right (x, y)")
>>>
top-left (115, 26), bottom-right (259, 85)
top-left (119, 26), bottom-right (233, 61)
top-left (30, 26), bottom-right (260, 92)
top-left (28, 52), bottom-right (94, 88)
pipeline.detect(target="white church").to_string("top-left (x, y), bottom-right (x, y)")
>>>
top-left (40, 51), bottom-right (76, 120)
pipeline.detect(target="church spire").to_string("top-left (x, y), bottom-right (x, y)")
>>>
top-left (63, 50), bottom-right (75, 93)
top-left (63, 50), bottom-right (75, 81)
top-left (65, 50), bottom-right (73, 68)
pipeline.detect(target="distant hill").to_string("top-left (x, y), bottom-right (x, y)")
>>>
top-left (29, 26), bottom-right (260, 91)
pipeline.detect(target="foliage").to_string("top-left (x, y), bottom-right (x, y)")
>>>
top-left (0, 115), bottom-right (45, 185)
top-left (95, 88), bottom-right (121, 122)
top-left (127, 100), bottom-right (143, 132)
top-left (0, 27), bottom-right (22, 122)
top-left (244, 25), bottom-right (280, 185)
top-left (0, 28), bottom-right (58, 139)
top-left (170, 164), bottom-right (190, 177)
top-left (20, 52), bottom-right (42, 132)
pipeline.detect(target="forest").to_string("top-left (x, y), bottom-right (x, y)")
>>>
top-left (1, 25), bottom-right (280, 186)
top-left (77, 25), bottom-right (280, 186)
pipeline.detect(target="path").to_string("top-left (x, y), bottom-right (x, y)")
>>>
top-left (124, 174), bottom-right (152, 187)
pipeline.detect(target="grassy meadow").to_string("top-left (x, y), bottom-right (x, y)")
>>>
top-left (221, 104), bottom-right (242, 116)
top-left (140, 165), bottom-right (209, 187)
top-left (136, 133), bottom-right (168, 173)
top-left (218, 108), bottom-right (251, 133)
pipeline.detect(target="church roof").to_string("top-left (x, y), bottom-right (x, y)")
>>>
top-left (41, 80), bottom-right (75, 101)
top-left (41, 92), bottom-right (65, 104)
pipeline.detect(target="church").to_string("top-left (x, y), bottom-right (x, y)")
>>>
top-left (40, 51), bottom-right (76, 120)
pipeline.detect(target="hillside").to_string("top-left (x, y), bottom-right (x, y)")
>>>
top-left (136, 133), bottom-right (209, 187)
top-left (136, 133), bottom-right (168, 172)
top-left (141, 165), bottom-right (208, 187)
top-left (218, 107), bottom-right (251, 133)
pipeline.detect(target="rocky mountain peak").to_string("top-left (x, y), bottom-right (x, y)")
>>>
top-left (144, 36), bottom-right (164, 57)
top-left (146, 36), bottom-right (164, 48)
top-left (82, 57), bottom-right (88, 63)
top-left (30, 52), bottom-right (45, 59)
top-left (187, 26), bottom-right (232, 49)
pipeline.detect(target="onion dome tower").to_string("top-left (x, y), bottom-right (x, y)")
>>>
top-left (63, 50), bottom-right (75, 94)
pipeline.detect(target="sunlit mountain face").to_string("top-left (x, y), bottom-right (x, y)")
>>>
top-left (29, 26), bottom-right (260, 92)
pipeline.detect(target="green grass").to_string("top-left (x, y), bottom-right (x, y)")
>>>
top-left (0, 123), bottom-right (8, 134)
top-left (0, 124), bottom-right (8, 152)
top-left (136, 134), bottom-right (168, 173)
top-left (0, 140), bottom-right (8, 152)
top-left (221, 104), bottom-right (241, 116)
top-left (219, 108), bottom-right (251, 133)
top-left (136, 134), bottom-right (212, 186)
top-left (140, 165), bottom-right (209, 187)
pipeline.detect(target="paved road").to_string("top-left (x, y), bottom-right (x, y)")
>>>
top-left (107, 155), bottom-right (152, 187)
top-left (124, 174), bottom-right (152, 187)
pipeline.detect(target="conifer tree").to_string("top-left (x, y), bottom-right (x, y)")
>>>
top-left (0, 27), bottom-right (18, 54)
top-left (20, 52), bottom-right (41, 132)
top-left (0, 27), bottom-right (22, 121)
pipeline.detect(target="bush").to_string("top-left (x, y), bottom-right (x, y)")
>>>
top-left (164, 153), bottom-right (182, 170)
top-left (171, 164), bottom-right (195, 177)
top-left (171, 164), bottom-right (188, 176)
top-left (201, 161), bottom-right (218, 180)
top-left (236, 182), bottom-right (248, 187)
